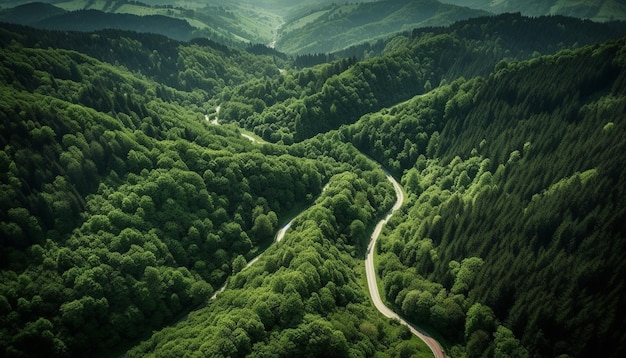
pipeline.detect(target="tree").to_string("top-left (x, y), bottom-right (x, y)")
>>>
top-left (430, 297), bottom-right (464, 338)
top-left (465, 303), bottom-right (497, 340)
top-left (250, 213), bottom-right (274, 243)
top-left (278, 289), bottom-right (304, 328)
top-left (466, 329), bottom-right (491, 358)
top-left (10, 317), bottom-right (64, 357)
top-left (451, 257), bottom-right (484, 294)
top-left (232, 255), bottom-right (247, 274)
top-left (348, 219), bottom-right (366, 247)
top-left (60, 299), bottom-right (85, 328)
top-left (402, 290), bottom-right (435, 323)
top-left (493, 326), bottom-right (529, 358)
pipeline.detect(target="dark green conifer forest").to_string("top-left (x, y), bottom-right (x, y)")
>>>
top-left (0, 8), bottom-right (625, 358)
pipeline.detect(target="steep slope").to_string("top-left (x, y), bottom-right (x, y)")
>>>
top-left (127, 151), bottom-right (435, 357)
top-left (0, 22), bottom-right (284, 95)
top-left (34, 10), bottom-right (196, 41)
top-left (275, 0), bottom-right (488, 54)
top-left (0, 0), bottom-right (282, 45)
top-left (346, 38), bottom-right (626, 357)
top-left (1, 11), bottom-right (625, 358)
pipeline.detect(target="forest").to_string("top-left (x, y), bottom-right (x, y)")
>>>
top-left (1, 10), bottom-right (625, 358)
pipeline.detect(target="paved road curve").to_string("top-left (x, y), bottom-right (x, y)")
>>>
top-left (365, 170), bottom-right (446, 358)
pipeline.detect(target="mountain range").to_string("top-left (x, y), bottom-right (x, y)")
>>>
top-left (440, 0), bottom-right (626, 22)
top-left (2, 0), bottom-right (626, 52)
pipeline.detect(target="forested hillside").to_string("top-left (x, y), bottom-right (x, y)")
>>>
top-left (346, 39), bottom-right (626, 357)
top-left (0, 0), bottom-right (283, 45)
top-left (0, 26), bottom-right (339, 356)
top-left (222, 13), bottom-right (626, 144)
top-left (127, 138), bottom-right (427, 357)
top-left (0, 22), bottom-right (285, 95)
top-left (1, 10), bottom-right (626, 358)
top-left (0, 22), bottom-right (430, 357)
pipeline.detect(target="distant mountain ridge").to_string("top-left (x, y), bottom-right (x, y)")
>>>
top-left (2, 0), bottom-right (626, 53)
top-left (35, 10), bottom-right (195, 41)
top-left (0, 2), bottom-right (66, 24)
top-left (0, 3), bottom-right (196, 40)
top-left (0, 0), bottom-right (282, 44)
top-left (440, 0), bottom-right (626, 22)
top-left (275, 0), bottom-right (489, 54)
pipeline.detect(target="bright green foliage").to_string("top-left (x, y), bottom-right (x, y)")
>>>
top-left (128, 163), bottom-right (428, 357)
top-left (0, 27), bottom-right (323, 357)
top-left (451, 257), bottom-right (484, 295)
top-left (464, 303), bottom-right (496, 340)
top-left (493, 326), bottom-right (529, 358)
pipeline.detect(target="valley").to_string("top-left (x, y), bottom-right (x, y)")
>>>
top-left (0, 1), bottom-right (626, 357)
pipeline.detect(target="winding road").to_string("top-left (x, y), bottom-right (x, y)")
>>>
top-left (207, 104), bottom-right (259, 143)
top-left (366, 170), bottom-right (446, 358)
top-left (205, 107), bottom-right (444, 355)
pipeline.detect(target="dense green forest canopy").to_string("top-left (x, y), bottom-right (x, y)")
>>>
top-left (1, 10), bottom-right (626, 358)
top-left (346, 38), bottom-right (626, 356)
top-left (222, 13), bottom-right (626, 144)
top-left (0, 27), bottom-right (334, 356)
top-left (0, 20), bottom-right (429, 358)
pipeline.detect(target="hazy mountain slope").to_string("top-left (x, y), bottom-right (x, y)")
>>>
top-left (0, 0), bottom-right (282, 45)
top-left (0, 2), bottom-right (66, 24)
top-left (0, 0), bottom-right (372, 47)
top-left (34, 10), bottom-right (196, 41)
top-left (275, 0), bottom-right (488, 54)
top-left (441, 0), bottom-right (626, 21)
top-left (0, 22), bottom-right (285, 95)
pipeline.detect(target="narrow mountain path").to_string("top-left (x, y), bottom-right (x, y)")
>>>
top-left (208, 104), bottom-right (260, 142)
top-left (211, 219), bottom-right (294, 300)
top-left (365, 169), bottom-right (446, 358)
top-left (205, 104), bottom-right (220, 125)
